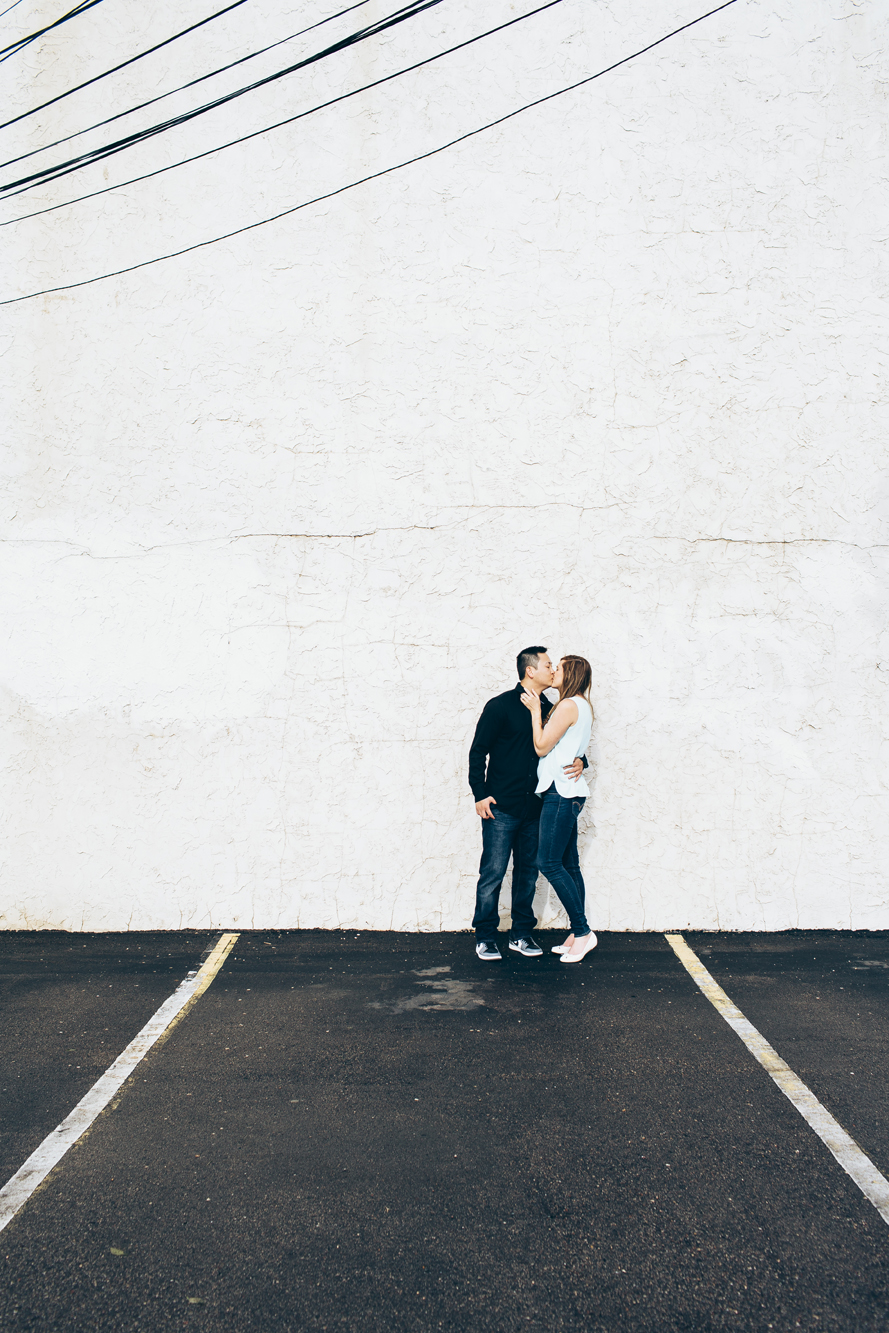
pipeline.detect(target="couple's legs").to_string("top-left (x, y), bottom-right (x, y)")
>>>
top-left (536, 791), bottom-right (590, 937)
top-left (472, 806), bottom-right (539, 941)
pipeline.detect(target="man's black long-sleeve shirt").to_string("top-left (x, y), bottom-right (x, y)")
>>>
top-left (468, 683), bottom-right (556, 817)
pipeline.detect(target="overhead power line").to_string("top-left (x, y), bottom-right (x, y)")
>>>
top-left (0, 0), bottom-right (104, 63)
top-left (1, 0), bottom-right (567, 222)
top-left (0, 0), bottom-right (445, 195)
top-left (1, 0), bottom-right (741, 306)
top-left (0, 0), bottom-right (27, 22)
top-left (0, 0), bottom-right (373, 160)
top-left (0, 0), bottom-right (252, 130)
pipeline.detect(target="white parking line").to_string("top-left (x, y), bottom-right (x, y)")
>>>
top-left (666, 932), bottom-right (889, 1226)
top-left (0, 931), bottom-right (239, 1235)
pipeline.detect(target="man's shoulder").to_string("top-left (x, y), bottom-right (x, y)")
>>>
top-left (482, 685), bottom-right (520, 711)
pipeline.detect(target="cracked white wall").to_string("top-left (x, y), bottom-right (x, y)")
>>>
top-left (2, 0), bottom-right (887, 931)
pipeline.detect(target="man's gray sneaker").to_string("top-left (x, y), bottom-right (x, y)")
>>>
top-left (509, 936), bottom-right (543, 957)
top-left (476, 941), bottom-right (502, 961)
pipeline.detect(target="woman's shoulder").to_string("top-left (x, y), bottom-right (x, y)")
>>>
top-left (553, 697), bottom-right (579, 721)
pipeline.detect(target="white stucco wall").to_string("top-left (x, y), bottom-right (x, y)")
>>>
top-left (2, 0), bottom-right (887, 931)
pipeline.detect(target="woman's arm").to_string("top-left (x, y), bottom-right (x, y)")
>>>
top-left (521, 693), bottom-right (578, 756)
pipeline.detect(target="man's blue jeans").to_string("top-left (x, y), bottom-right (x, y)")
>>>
top-left (536, 788), bottom-right (590, 937)
top-left (472, 801), bottom-right (540, 942)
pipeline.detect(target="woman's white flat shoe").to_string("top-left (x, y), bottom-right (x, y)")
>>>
top-left (551, 936), bottom-right (575, 955)
top-left (560, 932), bottom-right (598, 964)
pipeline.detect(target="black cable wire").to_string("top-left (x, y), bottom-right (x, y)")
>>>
top-left (1, 0), bottom-right (740, 306)
top-left (1, 0), bottom-right (565, 222)
top-left (0, 0), bottom-right (373, 163)
top-left (0, 0), bottom-right (27, 22)
top-left (0, 0), bottom-right (103, 63)
top-left (0, 0), bottom-right (251, 131)
top-left (0, 0), bottom-right (444, 194)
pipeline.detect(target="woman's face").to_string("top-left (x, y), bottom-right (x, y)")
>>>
top-left (552, 660), bottom-right (565, 689)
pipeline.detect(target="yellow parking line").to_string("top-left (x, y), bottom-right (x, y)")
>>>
top-left (666, 932), bottom-right (889, 1226)
top-left (0, 931), bottom-right (239, 1235)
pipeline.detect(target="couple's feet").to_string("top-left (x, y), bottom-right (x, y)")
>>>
top-left (475, 934), bottom-right (597, 964)
top-left (475, 937), bottom-right (542, 961)
top-left (551, 931), bottom-right (598, 963)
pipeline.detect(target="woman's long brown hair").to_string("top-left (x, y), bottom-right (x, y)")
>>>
top-left (558, 655), bottom-right (593, 717)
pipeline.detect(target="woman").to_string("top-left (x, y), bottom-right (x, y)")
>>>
top-left (521, 655), bottom-right (596, 963)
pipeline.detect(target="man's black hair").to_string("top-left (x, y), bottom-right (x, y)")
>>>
top-left (517, 645), bottom-right (547, 680)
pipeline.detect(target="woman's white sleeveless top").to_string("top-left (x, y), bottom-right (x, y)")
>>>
top-left (535, 696), bottom-right (593, 798)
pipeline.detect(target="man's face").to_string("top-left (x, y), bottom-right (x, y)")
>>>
top-left (526, 653), bottom-right (554, 689)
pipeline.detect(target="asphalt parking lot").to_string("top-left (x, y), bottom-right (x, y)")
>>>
top-left (2, 929), bottom-right (889, 1332)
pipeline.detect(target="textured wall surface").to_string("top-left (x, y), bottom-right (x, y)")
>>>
top-left (2, 0), bottom-right (887, 931)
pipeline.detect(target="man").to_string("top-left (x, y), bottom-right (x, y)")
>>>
top-left (468, 646), bottom-right (586, 961)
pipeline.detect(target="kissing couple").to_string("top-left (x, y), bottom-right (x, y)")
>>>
top-left (468, 645), bottom-right (596, 964)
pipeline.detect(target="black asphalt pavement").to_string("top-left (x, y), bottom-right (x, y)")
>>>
top-left (685, 932), bottom-right (889, 1205)
top-left (0, 932), bottom-right (214, 1185)
top-left (2, 930), bottom-right (889, 1331)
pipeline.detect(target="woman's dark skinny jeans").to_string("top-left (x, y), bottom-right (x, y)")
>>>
top-left (536, 787), bottom-right (590, 937)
